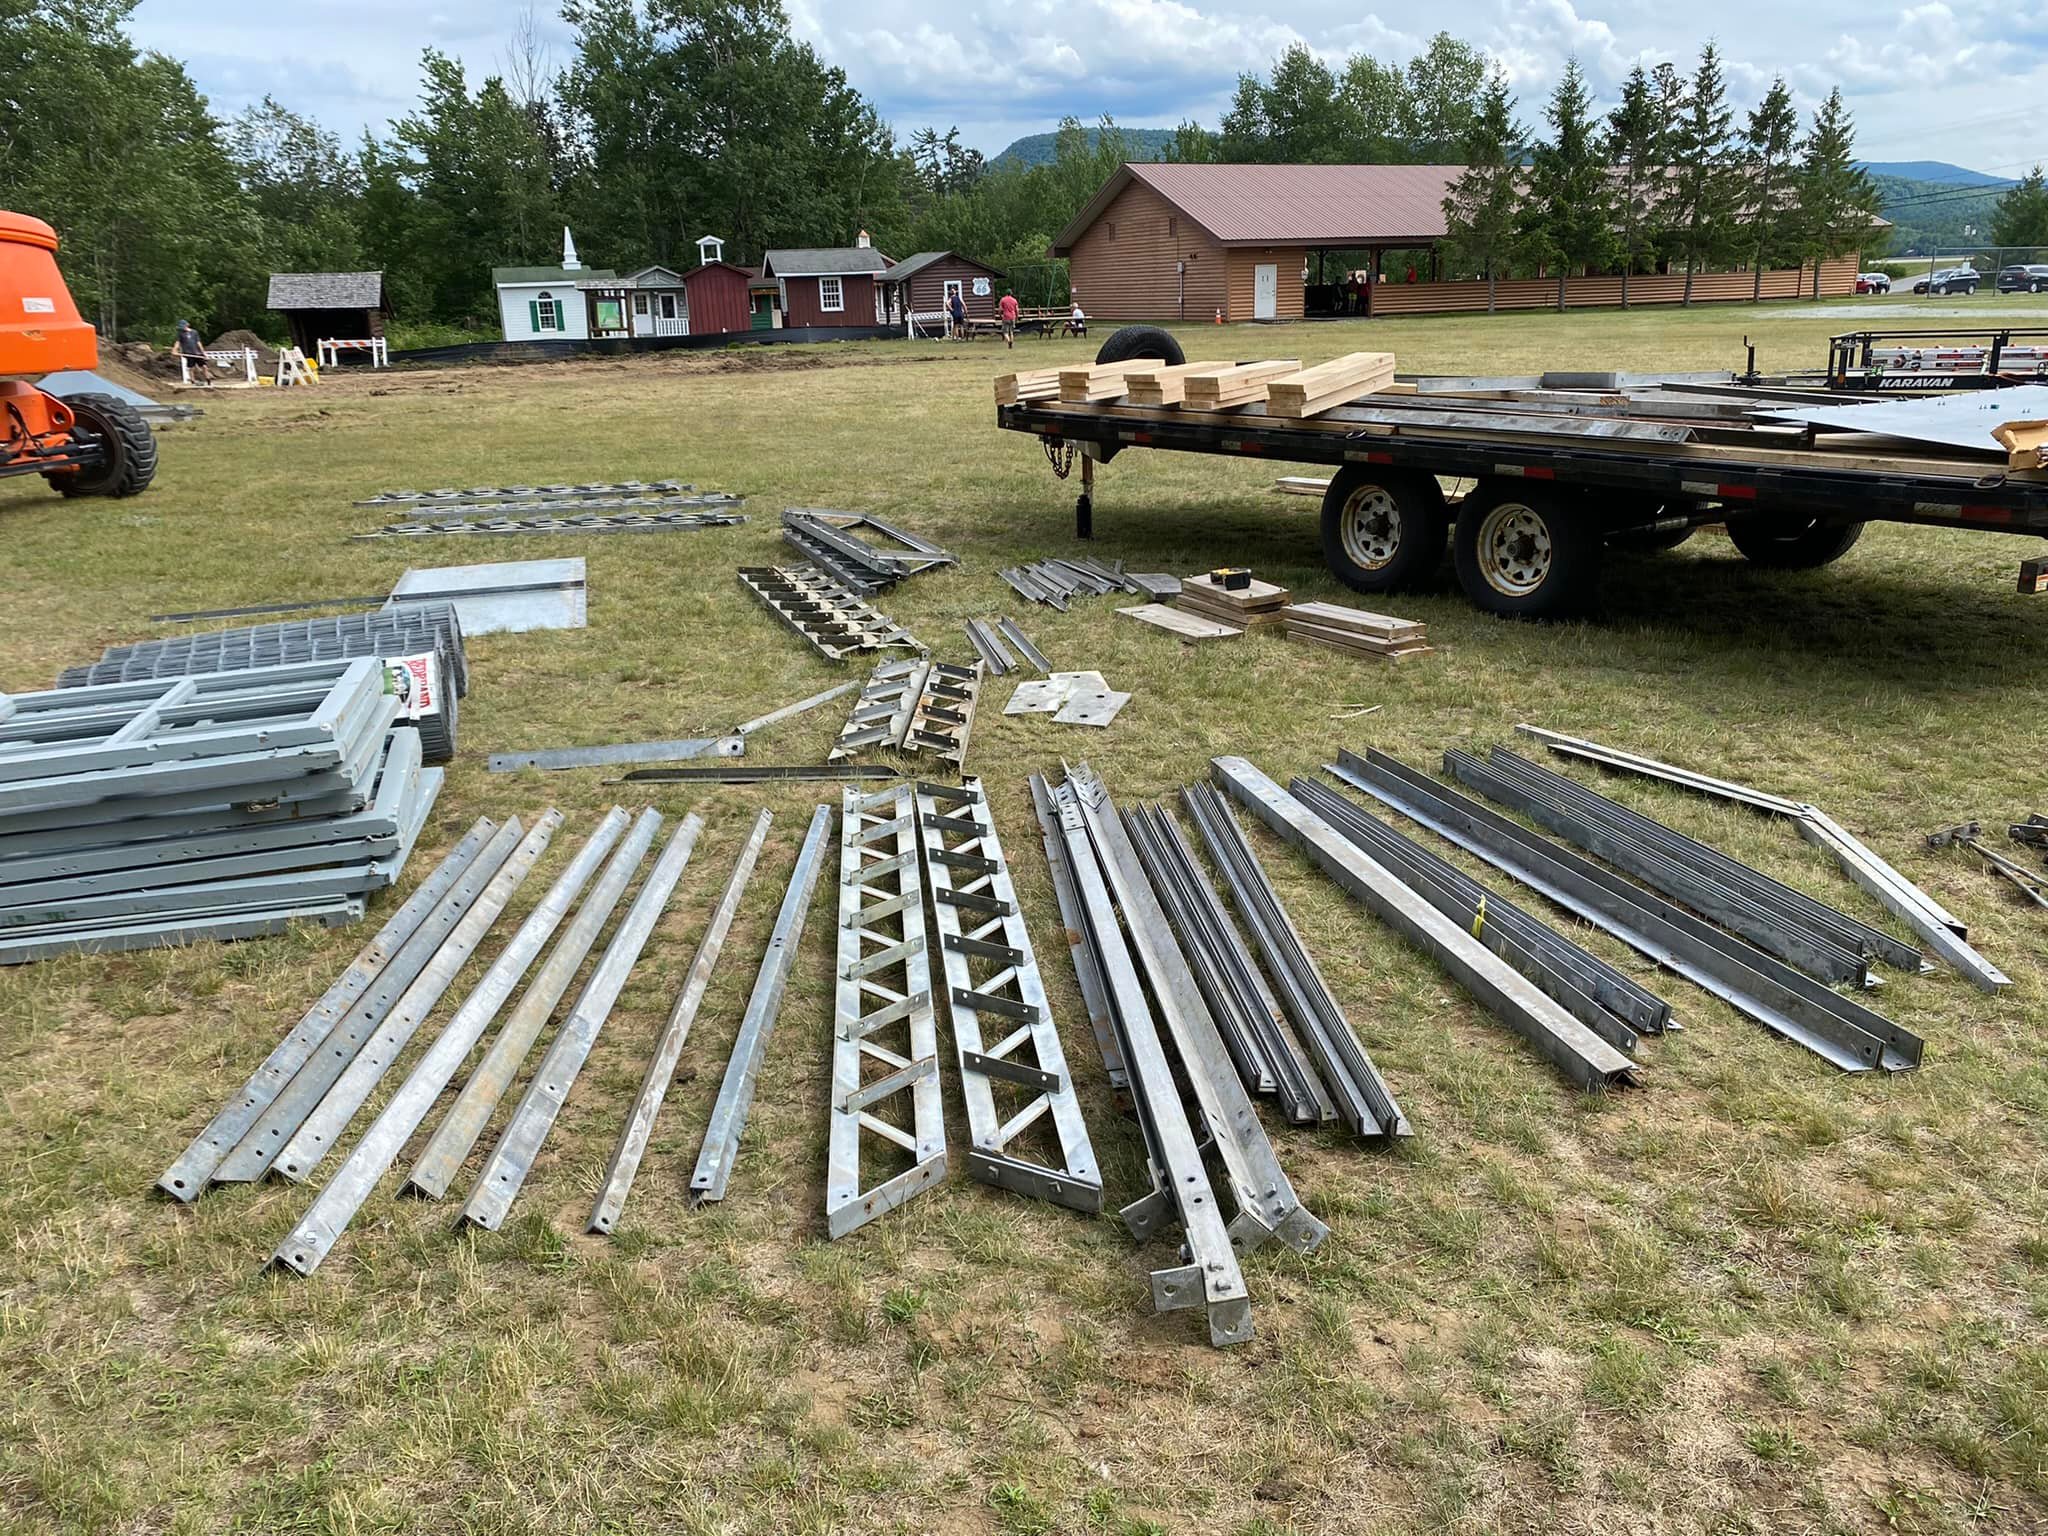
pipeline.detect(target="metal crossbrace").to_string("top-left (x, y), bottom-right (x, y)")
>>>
top-left (1045, 772), bottom-right (1251, 1346)
top-left (915, 779), bottom-right (1100, 1213)
top-left (357, 511), bottom-right (746, 540)
top-left (357, 480), bottom-right (692, 506)
top-left (830, 658), bottom-right (929, 760)
top-left (782, 509), bottom-right (957, 593)
top-left (738, 565), bottom-right (920, 661)
top-left (827, 783), bottom-right (945, 1237)
top-left (903, 661), bottom-right (982, 771)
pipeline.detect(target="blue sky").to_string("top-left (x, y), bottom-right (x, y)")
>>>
top-left (126, 0), bottom-right (2047, 176)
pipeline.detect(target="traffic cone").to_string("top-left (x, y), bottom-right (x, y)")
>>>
top-left (1214, 307), bottom-right (1223, 324)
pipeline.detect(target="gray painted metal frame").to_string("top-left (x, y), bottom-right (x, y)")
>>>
top-left (827, 784), bottom-right (946, 1237)
top-left (688, 805), bottom-right (835, 1205)
top-left (917, 778), bottom-right (1100, 1213)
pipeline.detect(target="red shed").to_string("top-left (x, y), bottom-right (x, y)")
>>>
top-left (681, 260), bottom-right (756, 335)
top-left (762, 235), bottom-right (895, 327)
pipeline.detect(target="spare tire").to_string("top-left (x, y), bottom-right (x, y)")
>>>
top-left (1094, 324), bottom-right (1185, 368)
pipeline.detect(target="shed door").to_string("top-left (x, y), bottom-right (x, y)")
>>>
top-left (1254, 263), bottom-right (1277, 321)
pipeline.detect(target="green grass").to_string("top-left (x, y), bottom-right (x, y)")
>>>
top-left (2, 293), bottom-right (2046, 1533)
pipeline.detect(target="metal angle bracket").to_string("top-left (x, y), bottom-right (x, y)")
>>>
top-left (916, 778), bottom-right (1101, 1214)
top-left (827, 783), bottom-right (946, 1237)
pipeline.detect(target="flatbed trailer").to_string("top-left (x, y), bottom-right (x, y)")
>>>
top-left (995, 351), bottom-right (2048, 618)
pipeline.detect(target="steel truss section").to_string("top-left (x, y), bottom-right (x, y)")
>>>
top-left (916, 779), bottom-right (1101, 1213)
top-left (828, 658), bottom-right (983, 771)
top-left (1123, 801), bottom-right (1331, 1126)
top-left (356, 480), bottom-right (692, 506)
top-left (1044, 772), bottom-right (1251, 1346)
top-left (1068, 763), bottom-right (1327, 1256)
top-left (738, 565), bottom-right (921, 661)
top-left (1329, 748), bottom-right (1922, 1074)
top-left (455, 815), bottom-right (704, 1231)
top-left (402, 810), bottom-right (663, 1199)
top-left (372, 493), bottom-right (740, 520)
top-left (830, 659), bottom-right (928, 760)
top-left (688, 805), bottom-right (834, 1205)
top-left (270, 809), bottom-right (628, 1272)
top-left (1293, 775), bottom-right (1667, 1050)
top-left (827, 784), bottom-right (946, 1237)
top-left (357, 510), bottom-right (746, 540)
top-left (589, 809), bottom-right (773, 1234)
top-left (781, 509), bottom-right (956, 593)
top-left (1517, 724), bottom-right (2006, 992)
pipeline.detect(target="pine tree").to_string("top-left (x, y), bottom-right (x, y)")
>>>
top-left (1521, 58), bottom-right (1614, 312)
top-left (1741, 75), bottom-right (1801, 301)
top-left (1793, 88), bottom-right (1880, 299)
top-left (1439, 69), bottom-right (1524, 314)
top-left (1990, 166), bottom-right (2048, 249)
top-left (1669, 43), bottom-right (1739, 305)
top-left (1605, 65), bottom-right (1659, 308)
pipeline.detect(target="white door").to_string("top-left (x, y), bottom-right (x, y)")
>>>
top-left (1254, 263), bottom-right (1278, 320)
top-left (630, 292), bottom-right (652, 337)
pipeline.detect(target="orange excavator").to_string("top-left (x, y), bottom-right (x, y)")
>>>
top-left (1, 209), bottom-right (157, 498)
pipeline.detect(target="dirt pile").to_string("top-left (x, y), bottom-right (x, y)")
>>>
top-left (207, 329), bottom-right (280, 369)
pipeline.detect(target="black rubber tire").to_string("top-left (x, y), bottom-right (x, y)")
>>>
top-left (1318, 466), bottom-right (1447, 594)
top-left (48, 393), bottom-right (158, 498)
top-left (1608, 522), bottom-right (1696, 552)
top-left (1725, 514), bottom-right (1865, 569)
top-left (1093, 324), bottom-right (1185, 368)
top-left (1453, 483), bottom-right (1604, 619)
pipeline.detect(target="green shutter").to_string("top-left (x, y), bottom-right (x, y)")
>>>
top-left (529, 300), bottom-right (541, 332)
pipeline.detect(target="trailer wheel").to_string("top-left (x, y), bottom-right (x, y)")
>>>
top-left (1453, 484), bottom-right (1603, 619)
top-left (1319, 467), bottom-right (1446, 594)
top-left (1093, 325), bottom-right (1185, 368)
top-left (46, 393), bottom-right (158, 498)
top-left (1725, 515), bottom-right (1864, 569)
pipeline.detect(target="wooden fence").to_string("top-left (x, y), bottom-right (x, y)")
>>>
top-left (1367, 257), bottom-right (1859, 317)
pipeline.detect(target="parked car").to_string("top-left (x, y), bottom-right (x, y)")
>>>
top-left (1855, 272), bottom-right (1892, 294)
top-left (1912, 266), bottom-right (1981, 295)
top-left (1996, 264), bottom-right (2048, 294)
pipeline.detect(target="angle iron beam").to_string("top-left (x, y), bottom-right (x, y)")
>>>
top-left (1027, 773), bottom-right (1124, 1095)
top-left (996, 618), bottom-right (1052, 674)
top-left (488, 736), bottom-right (744, 773)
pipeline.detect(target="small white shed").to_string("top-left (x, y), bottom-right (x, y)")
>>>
top-left (494, 228), bottom-right (617, 343)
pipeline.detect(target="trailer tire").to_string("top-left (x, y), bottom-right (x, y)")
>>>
top-left (1607, 522), bottom-right (1695, 552)
top-left (1725, 515), bottom-right (1864, 569)
top-left (46, 393), bottom-right (157, 498)
top-left (1319, 466), bottom-right (1447, 594)
top-left (1453, 484), bottom-right (1603, 619)
top-left (1093, 325), bottom-right (1185, 368)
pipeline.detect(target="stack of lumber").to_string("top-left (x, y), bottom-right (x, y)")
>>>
top-left (1174, 573), bottom-right (1291, 629)
top-left (1184, 361), bottom-right (1301, 409)
top-left (1056, 360), bottom-right (1180, 404)
top-left (1283, 601), bottom-right (1432, 662)
top-left (995, 368), bottom-right (1062, 406)
top-left (1268, 352), bottom-right (1397, 419)
top-left (1124, 360), bottom-right (1232, 406)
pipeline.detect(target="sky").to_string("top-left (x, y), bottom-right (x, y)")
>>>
top-left (126, 0), bottom-right (2047, 178)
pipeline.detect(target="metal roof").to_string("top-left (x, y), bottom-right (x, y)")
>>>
top-left (266, 271), bottom-right (386, 310)
top-left (762, 247), bottom-right (892, 277)
top-left (1050, 163), bottom-right (1464, 254)
top-left (880, 250), bottom-right (1003, 283)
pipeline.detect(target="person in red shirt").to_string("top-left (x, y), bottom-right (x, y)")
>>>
top-left (998, 290), bottom-right (1020, 349)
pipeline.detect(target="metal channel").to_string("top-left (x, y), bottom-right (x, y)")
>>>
top-left (996, 619), bottom-right (1052, 674)
top-left (455, 815), bottom-right (704, 1231)
top-left (734, 682), bottom-right (858, 737)
top-left (688, 805), bottom-right (835, 1204)
top-left (826, 784), bottom-right (946, 1237)
top-left (154, 819), bottom-right (493, 1201)
top-left (1046, 773), bottom-right (1251, 1347)
top-left (269, 811), bottom-right (628, 1272)
top-left (1214, 757), bottom-right (1643, 1092)
top-left (917, 779), bottom-right (1101, 1213)
top-left (589, 809), bottom-right (773, 1234)
top-left (1027, 773), bottom-right (1124, 1096)
top-left (269, 810), bottom-right (570, 1183)
top-left (402, 809), bottom-right (662, 1199)
top-left (1069, 763), bottom-right (1327, 1255)
top-left (1329, 749), bottom-right (1922, 1074)
top-left (964, 620), bottom-right (1016, 676)
top-left (1179, 786), bottom-right (1410, 1133)
top-left (209, 816), bottom-right (528, 1185)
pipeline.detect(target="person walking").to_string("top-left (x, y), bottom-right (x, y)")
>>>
top-left (173, 319), bottom-right (215, 386)
top-left (947, 287), bottom-right (967, 341)
top-left (998, 289), bottom-right (1019, 350)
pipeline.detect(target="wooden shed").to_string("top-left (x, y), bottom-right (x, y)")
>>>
top-left (762, 236), bottom-right (894, 326)
top-left (680, 260), bottom-right (758, 335)
top-left (266, 271), bottom-right (389, 355)
top-left (876, 251), bottom-right (1004, 326)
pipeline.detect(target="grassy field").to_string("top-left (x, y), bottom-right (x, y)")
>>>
top-left (3, 293), bottom-right (2046, 1536)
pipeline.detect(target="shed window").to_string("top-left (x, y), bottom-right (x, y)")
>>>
top-left (819, 276), bottom-right (844, 312)
top-left (1107, 222), bottom-right (1117, 242)
top-left (660, 293), bottom-right (678, 320)
top-left (1167, 216), bottom-right (1177, 237)
top-left (531, 291), bottom-right (560, 331)
top-left (633, 292), bottom-right (649, 314)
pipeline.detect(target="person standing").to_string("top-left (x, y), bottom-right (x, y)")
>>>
top-left (998, 289), bottom-right (1019, 350)
top-left (947, 287), bottom-right (966, 340)
top-left (173, 319), bottom-right (214, 386)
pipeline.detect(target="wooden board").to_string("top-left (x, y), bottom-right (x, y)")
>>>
top-left (1285, 600), bottom-right (1424, 642)
top-left (1117, 603), bottom-right (1242, 641)
top-left (1182, 360), bottom-right (1301, 409)
top-left (1283, 617), bottom-right (1427, 653)
top-left (994, 368), bottom-right (1062, 406)
top-left (1273, 475), bottom-right (1332, 497)
top-left (1124, 360), bottom-right (1233, 407)
top-left (1175, 574), bottom-right (1290, 612)
top-left (1056, 359), bottom-right (1180, 404)
top-left (1285, 628), bottom-right (1435, 663)
top-left (1267, 352), bottom-right (1398, 419)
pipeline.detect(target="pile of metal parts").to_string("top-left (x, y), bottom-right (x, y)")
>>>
top-left (781, 509), bottom-right (956, 594)
top-left (356, 481), bottom-right (746, 540)
top-left (828, 657), bottom-right (983, 770)
top-left (356, 480), bottom-right (696, 507)
top-left (1926, 821), bottom-right (2048, 914)
top-left (1000, 556), bottom-right (1176, 611)
top-left (0, 659), bottom-right (442, 963)
top-left (963, 617), bottom-right (1050, 676)
top-left (739, 565), bottom-right (921, 661)
top-left (357, 507), bottom-right (746, 541)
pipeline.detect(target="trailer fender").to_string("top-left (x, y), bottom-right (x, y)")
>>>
top-left (1319, 466), bottom-right (1447, 595)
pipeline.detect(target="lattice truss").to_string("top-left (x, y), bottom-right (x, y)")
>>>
top-left (828, 658), bottom-right (983, 770)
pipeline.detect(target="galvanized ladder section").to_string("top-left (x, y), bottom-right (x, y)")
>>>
top-left (829, 658), bottom-right (929, 760)
top-left (827, 783), bottom-right (945, 1237)
top-left (903, 661), bottom-right (982, 770)
top-left (915, 779), bottom-right (1100, 1213)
